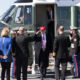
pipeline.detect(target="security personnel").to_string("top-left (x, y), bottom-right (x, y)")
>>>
top-left (14, 27), bottom-right (34, 80)
top-left (70, 26), bottom-right (80, 77)
top-left (53, 26), bottom-right (70, 80)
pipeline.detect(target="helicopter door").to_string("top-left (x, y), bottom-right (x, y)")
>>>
top-left (35, 4), bottom-right (55, 36)
top-left (35, 4), bottom-right (55, 52)
top-left (36, 5), bottom-right (48, 29)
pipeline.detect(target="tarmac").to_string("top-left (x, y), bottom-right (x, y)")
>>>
top-left (0, 55), bottom-right (80, 80)
top-left (3, 69), bottom-right (80, 80)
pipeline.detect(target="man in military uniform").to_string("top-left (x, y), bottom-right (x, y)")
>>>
top-left (70, 26), bottom-right (80, 77)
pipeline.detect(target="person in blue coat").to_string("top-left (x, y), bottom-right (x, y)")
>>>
top-left (0, 27), bottom-right (12, 80)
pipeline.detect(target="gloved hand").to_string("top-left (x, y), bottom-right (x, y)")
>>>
top-left (53, 52), bottom-right (56, 57)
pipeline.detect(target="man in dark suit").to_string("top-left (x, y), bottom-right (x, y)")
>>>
top-left (46, 6), bottom-right (54, 53)
top-left (14, 27), bottom-right (33, 80)
top-left (35, 26), bottom-right (51, 80)
top-left (53, 26), bottom-right (70, 80)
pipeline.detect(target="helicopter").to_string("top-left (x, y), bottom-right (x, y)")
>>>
top-left (0, 0), bottom-right (57, 70)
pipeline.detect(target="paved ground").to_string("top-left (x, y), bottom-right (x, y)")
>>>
top-left (0, 69), bottom-right (80, 80)
top-left (0, 55), bottom-right (80, 80)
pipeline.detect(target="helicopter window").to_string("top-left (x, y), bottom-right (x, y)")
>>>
top-left (15, 6), bottom-right (24, 24)
top-left (24, 6), bottom-right (32, 24)
top-left (1, 5), bottom-right (15, 24)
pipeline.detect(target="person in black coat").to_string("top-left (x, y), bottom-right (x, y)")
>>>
top-left (46, 6), bottom-right (54, 53)
top-left (53, 26), bottom-right (70, 80)
top-left (34, 26), bottom-right (51, 80)
top-left (14, 27), bottom-right (34, 80)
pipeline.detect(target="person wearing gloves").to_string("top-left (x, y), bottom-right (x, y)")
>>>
top-left (53, 26), bottom-right (70, 80)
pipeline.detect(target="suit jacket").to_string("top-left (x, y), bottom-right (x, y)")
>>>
top-left (14, 34), bottom-right (33, 60)
top-left (47, 9), bottom-right (54, 20)
top-left (0, 36), bottom-right (12, 62)
top-left (34, 33), bottom-right (52, 66)
top-left (53, 33), bottom-right (70, 59)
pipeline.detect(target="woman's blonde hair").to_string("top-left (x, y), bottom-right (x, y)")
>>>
top-left (1, 27), bottom-right (10, 37)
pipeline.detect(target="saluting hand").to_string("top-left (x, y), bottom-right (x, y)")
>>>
top-left (36, 30), bottom-right (40, 35)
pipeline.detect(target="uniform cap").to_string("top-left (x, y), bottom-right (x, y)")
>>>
top-left (70, 26), bottom-right (77, 30)
top-left (40, 26), bottom-right (46, 31)
top-left (19, 26), bottom-right (24, 31)
top-left (12, 27), bottom-right (19, 31)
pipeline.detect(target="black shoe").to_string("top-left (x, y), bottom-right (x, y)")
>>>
top-left (43, 74), bottom-right (46, 78)
top-left (41, 77), bottom-right (44, 80)
top-left (72, 76), bottom-right (79, 79)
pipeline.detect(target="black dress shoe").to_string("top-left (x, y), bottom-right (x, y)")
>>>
top-left (41, 77), bottom-right (44, 80)
top-left (43, 74), bottom-right (46, 78)
top-left (72, 76), bottom-right (79, 79)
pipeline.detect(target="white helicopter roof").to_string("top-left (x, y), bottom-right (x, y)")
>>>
top-left (75, 2), bottom-right (80, 6)
top-left (13, 0), bottom-right (56, 6)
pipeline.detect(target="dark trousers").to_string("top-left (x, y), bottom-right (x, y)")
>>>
top-left (72, 55), bottom-right (80, 77)
top-left (12, 58), bottom-right (16, 78)
top-left (55, 59), bottom-right (67, 80)
top-left (40, 63), bottom-right (47, 78)
top-left (1, 62), bottom-right (11, 80)
top-left (39, 50), bottom-right (48, 80)
top-left (16, 58), bottom-right (28, 80)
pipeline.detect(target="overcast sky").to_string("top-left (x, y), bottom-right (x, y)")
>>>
top-left (0, 0), bottom-right (16, 16)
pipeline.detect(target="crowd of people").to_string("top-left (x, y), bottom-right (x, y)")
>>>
top-left (0, 25), bottom-right (79, 80)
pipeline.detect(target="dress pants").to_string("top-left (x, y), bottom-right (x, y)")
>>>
top-left (16, 57), bottom-right (28, 80)
top-left (39, 50), bottom-right (48, 80)
top-left (40, 64), bottom-right (46, 79)
top-left (55, 59), bottom-right (67, 80)
top-left (12, 58), bottom-right (16, 78)
top-left (1, 62), bottom-right (11, 80)
top-left (72, 55), bottom-right (80, 77)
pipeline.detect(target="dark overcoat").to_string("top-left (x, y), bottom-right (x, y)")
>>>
top-left (34, 33), bottom-right (51, 67)
top-left (53, 33), bottom-right (70, 60)
top-left (14, 34), bottom-right (33, 60)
